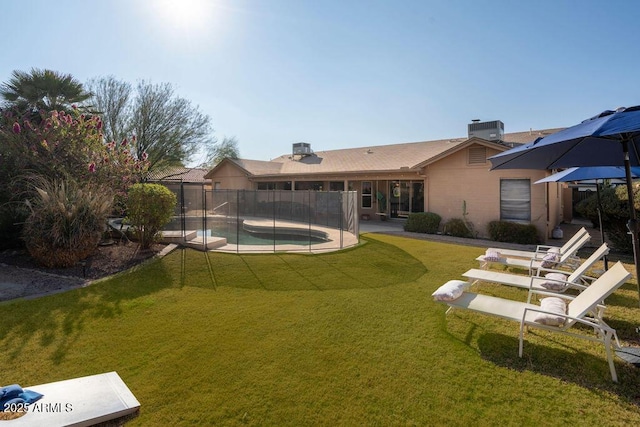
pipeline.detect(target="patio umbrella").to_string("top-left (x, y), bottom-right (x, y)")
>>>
top-left (535, 166), bottom-right (640, 270)
top-left (489, 105), bottom-right (640, 305)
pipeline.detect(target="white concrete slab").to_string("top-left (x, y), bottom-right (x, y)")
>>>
top-left (160, 230), bottom-right (198, 242)
top-left (9, 371), bottom-right (139, 427)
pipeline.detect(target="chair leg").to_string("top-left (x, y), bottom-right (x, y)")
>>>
top-left (604, 331), bottom-right (618, 382)
top-left (518, 323), bottom-right (525, 357)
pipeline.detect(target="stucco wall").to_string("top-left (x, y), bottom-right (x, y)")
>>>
top-left (208, 162), bottom-right (252, 190)
top-left (425, 144), bottom-right (558, 240)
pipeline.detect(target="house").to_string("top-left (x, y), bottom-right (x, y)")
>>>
top-left (204, 121), bottom-right (569, 240)
top-left (146, 166), bottom-right (210, 187)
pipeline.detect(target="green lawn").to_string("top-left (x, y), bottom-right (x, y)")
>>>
top-left (2, 234), bottom-right (640, 426)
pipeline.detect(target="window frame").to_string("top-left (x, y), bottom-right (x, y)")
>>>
top-left (361, 181), bottom-right (373, 209)
top-left (500, 178), bottom-right (531, 222)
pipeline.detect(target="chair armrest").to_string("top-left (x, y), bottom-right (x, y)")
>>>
top-left (534, 244), bottom-right (557, 252)
top-left (527, 289), bottom-right (577, 302)
top-left (534, 265), bottom-right (574, 276)
top-left (528, 276), bottom-right (587, 292)
top-left (522, 306), bottom-right (615, 333)
top-left (580, 275), bottom-right (598, 284)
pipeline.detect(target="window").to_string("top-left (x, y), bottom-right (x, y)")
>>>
top-left (329, 181), bottom-right (344, 191)
top-left (500, 179), bottom-right (531, 221)
top-left (257, 182), bottom-right (275, 190)
top-left (295, 181), bottom-right (324, 191)
top-left (214, 182), bottom-right (221, 190)
top-left (361, 181), bottom-right (372, 208)
top-left (258, 182), bottom-right (292, 190)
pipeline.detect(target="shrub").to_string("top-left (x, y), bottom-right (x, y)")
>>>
top-left (575, 185), bottom-right (638, 253)
top-left (404, 212), bottom-right (441, 234)
top-left (126, 183), bottom-right (177, 249)
top-left (1, 109), bottom-right (147, 200)
top-left (22, 178), bottom-right (113, 268)
top-left (443, 218), bottom-right (473, 238)
top-left (1, 109), bottom-right (148, 242)
top-left (487, 221), bottom-right (539, 245)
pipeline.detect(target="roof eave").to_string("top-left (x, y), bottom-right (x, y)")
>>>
top-left (247, 168), bottom-right (422, 179)
top-left (204, 158), bottom-right (254, 179)
top-left (412, 138), bottom-right (509, 169)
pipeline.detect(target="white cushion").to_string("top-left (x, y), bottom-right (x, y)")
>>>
top-left (432, 280), bottom-right (468, 301)
top-left (541, 272), bottom-right (568, 291)
top-left (484, 249), bottom-right (501, 262)
top-left (533, 297), bottom-right (566, 326)
top-left (541, 249), bottom-right (560, 268)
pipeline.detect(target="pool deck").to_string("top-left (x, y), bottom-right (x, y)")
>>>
top-left (161, 230), bottom-right (227, 250)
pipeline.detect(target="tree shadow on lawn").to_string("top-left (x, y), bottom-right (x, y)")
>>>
top-left (185, 237), bottom-right (428, 291)
top-left (605, 287), bottom-right (640, 309)
top-left (0, 258), bottom-right (174, 365)
top-left (606, 318), bottom-right (640, 346)
top-left (475, 331), bottom-right (640, 404)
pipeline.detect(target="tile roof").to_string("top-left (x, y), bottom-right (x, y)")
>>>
top-left (211, 127), bottom-right (565, 178)
top-left (503, 127), bottom-right (565, 144)
top-left (268, 138), bottom-right (469, 175)
top-left (147, 167), bottom-right (209, 183)
top-left (228, 159), bottom-right (284, 175)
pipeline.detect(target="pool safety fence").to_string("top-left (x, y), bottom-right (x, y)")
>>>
top-left (161, 185), bottom-right (360, 253)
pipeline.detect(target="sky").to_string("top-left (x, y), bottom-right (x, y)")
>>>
top-left (2, 0), bottom-right (640, 166)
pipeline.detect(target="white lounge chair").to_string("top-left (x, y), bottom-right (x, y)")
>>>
top-left (487, 227), bottom-right (589, 260)
top-left (7, 371), bottom-right (139, 426)
top-left (463, 243), bottom-right (609, 294)
top-left (434, 261), bottom-right (631, 382)
top-left (476, 233), bottom-right (590, 275)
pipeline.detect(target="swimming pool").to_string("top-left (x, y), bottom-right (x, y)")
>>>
top-left (197, 227), bottom-right (328, 246)
top-left (164, 216), bottom-right (330, 246)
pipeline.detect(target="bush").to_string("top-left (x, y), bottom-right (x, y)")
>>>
top-left (126, 183), bottom-right (177, 249)
top-left (487, 221), bottom-right (539, 245)
top-left (575, 185), bottom-right (637, 253)
top-left (443, 218), bottom-right (473, 238)
top-left (22, 178), bottom-right (113, 268)
top-left (404, 212), bottom-right (441, 234)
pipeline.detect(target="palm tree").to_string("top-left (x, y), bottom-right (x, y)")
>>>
top-left (0, 68), bottom-right (92, 112)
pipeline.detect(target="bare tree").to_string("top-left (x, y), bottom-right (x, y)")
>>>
top-left (88, 77), bottom-right (215, 172)
top-left (86, 76), bottom-right (132, 144)
top-left (201, 136), bottom-right (240, 168)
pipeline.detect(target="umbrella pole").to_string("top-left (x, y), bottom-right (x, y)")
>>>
top-left (622, 140), bottom-right (640, 307)
top-left (596, 181), bottom-right (608, 270)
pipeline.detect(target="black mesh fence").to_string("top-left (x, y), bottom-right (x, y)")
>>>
top-left (162, 184), bottom-right (359, 253)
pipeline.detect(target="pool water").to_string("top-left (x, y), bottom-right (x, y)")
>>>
top-left (197, 228), bottom-right (328, 246)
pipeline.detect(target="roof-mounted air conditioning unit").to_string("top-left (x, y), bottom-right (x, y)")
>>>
top-left (292, 142), bottom-right (313, 157)
top-left (468, 120), bottom-right (505, 142)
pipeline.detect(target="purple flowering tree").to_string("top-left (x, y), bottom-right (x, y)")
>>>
top-left (0, 108), bottom-right (149, 256)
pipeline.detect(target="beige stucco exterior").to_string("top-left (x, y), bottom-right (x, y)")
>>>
top-left (207, 161), bottom-right (253, 190)
top-left (204, 133), bottom-right (568, 241)
top-left (422, 144), bottom-right (563, 239)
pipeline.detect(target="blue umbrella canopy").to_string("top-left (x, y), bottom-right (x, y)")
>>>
top-left (534, 166), bottom-right (640, 184)
top-left (535, 166), bottom-right (640, 272)
top-left (490, 106), bottom-right (640, 170)
top-left (489, 106), bottom-right (640, 305)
